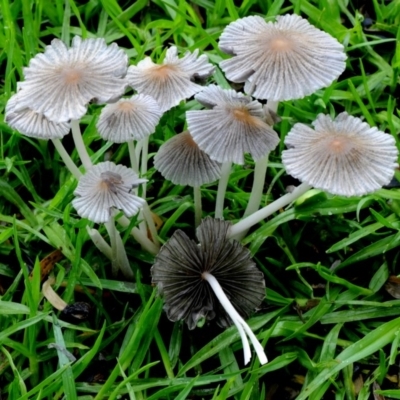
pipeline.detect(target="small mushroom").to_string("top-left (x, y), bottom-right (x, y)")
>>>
top-left (97, 94), bottom-right (162, 143)
top-left (13, 36), bottom-right (128, 123)
top-left (152, 217), bottom-right (267, 365)
top-left (219, 14), bottom-right (347, 101)
top-left (126, 46), bottom-right (215, 113)
top-left (282, 112), bottom-right (399, 197)
top-left (72, 161), bottom-right (147, 223)
top-left (154, 130), bottom-right (221, 187)
top-left (186, 84), bottom-right (279, 165)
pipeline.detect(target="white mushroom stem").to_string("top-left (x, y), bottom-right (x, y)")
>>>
top-left (193, 186), bottom-right (202, 227)
top-left (86, 226), bottom-right (112, 260)
top-left (229, 182), bottom-right (312, 239)
top-left (142, 203), bottom-right (160, 247)
top-left (242, 100), bottom-right (280, 223)
top-left (71, 119), bottom-right (93, 170)
top-left (51, 139), bottom-right (82, 179)
top-left (117, 215), bottom-right (160, 255)
top-left (140, 136), bottom-right (149, 199)
top-left (202, 272), bottom-right (267, 365)
top-left (215, 161), bottom-right (232, 219)
top-left (105, 217), bottom-right (134, 279)
top-left (128, 140), bottom-right (139, 174)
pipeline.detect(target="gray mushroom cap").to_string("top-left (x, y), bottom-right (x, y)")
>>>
top-left (97, 94), bottom-right (162, 143)
top-left (72, 161), bottom-right (147, 223)
top-left (5, 92), bottom-right (70, 139)
top-left (282, 112), bottom-right (399, 197)
top-left (186, 85), bottom-right (279, 164)
top-left (151, 217), bottom-right (265, 329)
top-left (153, 131), bottom-right (221, 186)
top-left (14, 36), bottom-right (128, 123)
top-left (126, 46), bottom-right (215, 113)
top-left (219, 14), bottom-right (347, 101)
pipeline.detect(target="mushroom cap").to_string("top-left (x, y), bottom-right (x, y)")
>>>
top-left (186, 85), bottom-right (280, 164)
top-left (126, 46), bottom-right (215, 113)
top-left (151, 217), bottom-right (265, 329)
top-left (72, 161), bottom-right (146, 223)
top-left (219, 14), bottom-right (347, 101)
top-left (5, 93), bottom-right (70, 139)
top-left (97, 94), bottom-right (162, 143)
top-left (15, 36), bottom-right (128, 123)
top-left (282, 112), bottom-right (399, 197)
top-left (153, 130), bottom-right (221, 186)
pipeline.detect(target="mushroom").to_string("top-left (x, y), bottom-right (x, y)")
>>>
top-left (72, 161), bottom-right (147, 278)
top-left (153, 130), bottom-right (222, 226)
top-left (151, 217), bottom-right (267, 365)
top-left (186, 84), bottom-right (279, 218)
top-left (126, 46), bottom-right (215, 113)
top-left (219, 14), bottom-right (347, 101)
top-left (229, 112), bottom-right (399, 238)
top-left (14, 36), bottom-right (128, 122)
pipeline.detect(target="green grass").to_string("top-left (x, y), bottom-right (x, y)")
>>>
top-left (1, 0), bottom-right (400, 399)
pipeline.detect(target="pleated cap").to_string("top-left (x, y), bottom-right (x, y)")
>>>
top-left (5, 93), bottom-right (70, 139)
top-left (219, 14), bottom-right (347, 101)
top-left (15, 36), bottom-right (128, 122)
top-left (97, 94), bottom-right (162, 142)
top-left (72, 161), bottom-right (147, 223)
top-left (126, 46), bottom-right (215, 113)
top-left (186, 85), bottom-right (279, 164)
top-left (151, 217), bottom-right (265, 330)
top-left (282, 112), bottom-right (399, 197)
top-left (153, 131), bottom-right (221, 186)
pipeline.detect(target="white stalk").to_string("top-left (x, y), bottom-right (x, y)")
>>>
top-left (128, 140), bottom-right (139, 174)
top-left (71, 119), bottom-right (92, 170)
top-left (242, 100), bottom-right (280, 220)
top-left (86, 226), bottom-right (112, 260)
top-left (229, 182), bottom-right (312, 239)
top-left (143, 203), bottom-right (160, 247)
top-left (215, 161), bottom-right (232, 219)
top-left (193, 186), bottom-right (202, 227)
top-left (105, 217), bottom-right (133, 279)
top-left (117, 215), bottom-right (160, 255)
top-left (51, 139), bottom-right (82, 179)
top-left (140, 136), bottom-right (149, 199)
top-left (202, 272), bottom-right (267, 365)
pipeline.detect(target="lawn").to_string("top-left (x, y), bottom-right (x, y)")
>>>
top-left (1, 0), bottom-right (400, 399)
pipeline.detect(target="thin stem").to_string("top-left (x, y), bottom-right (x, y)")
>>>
top-left (128, 140), bottom-right (139, 174)
top-left (243, 153), bottom-right (269, 218)
top-left (143, 203), bottom-right (160, 247)
top-left (51, 139), bottom-right (82, 179)
top-left (193, 186), bottom-right (202, 227)
top-left (215, 161), bottom-right (232, 219)
top-left (140, 136), bottom-right (149, 199)
top-left (117, 215), bottom-right (160, 255)
top-left (229, 182), bottom-right (312, 238)
top-left (71, 119), bottom-right (92, 170)
top-left (86, 226), bottom-right (112, 260)
top-left (203, 272), bottom-right (267, 365)
top-left (105, 217), bottom-right (134, 279)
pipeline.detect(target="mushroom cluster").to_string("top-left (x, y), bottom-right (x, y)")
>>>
top-left (5, 11), bottom-right (399, 369)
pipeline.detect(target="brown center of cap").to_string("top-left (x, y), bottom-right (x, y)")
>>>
top-left (61, 68), bottom-right (83, 85)
top-left (150, 64), bottom-right (177, 80)
top-left (269, 36), bottom-right (293, 52)
top-left (118, 101), bottom-right (135, 112)
top-left (232, 107), bottom-right (260, 127)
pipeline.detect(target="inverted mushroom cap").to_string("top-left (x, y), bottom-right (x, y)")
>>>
top-left (72, 161), bottom-right (146, 223)
top-left (15, 36), bottom-right (128, 123)
top-left (151, 217), bottom-right (265, 329)
top-left (153, 130), bottom-right (221, 186)
top-left (186, 85), bottom-right (280, 164)
top-left (282, 112), bottom-right (399, 197)
top-left (219, 14), bottom-right (347, 101)
top-left (126, 46), bottom-right (215, 113)
top-left (5, 93), bottom-right (70, 139)
top-left (97, 94), bottom-right (162, 143)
